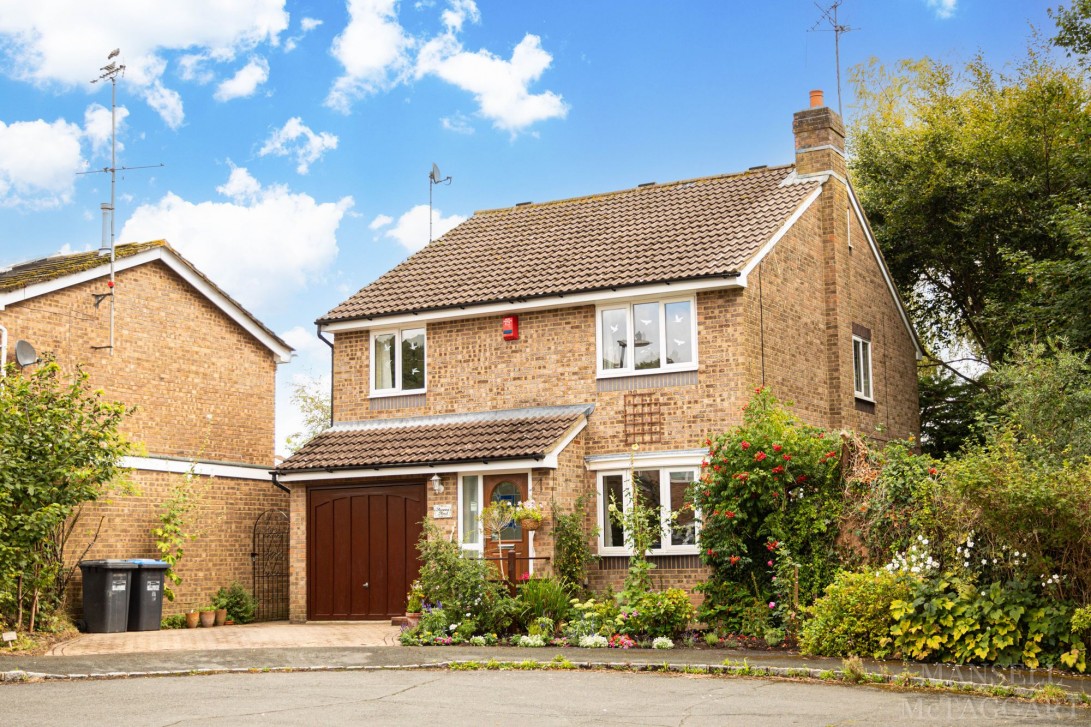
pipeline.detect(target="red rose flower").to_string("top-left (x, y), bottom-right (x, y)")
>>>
top-left (771, 465), bottom-right (784, 474)
top-left (766, 540), bottom-right (779, 551)
top-left (729, 555), bottom-right (740, 565)
top-left (741, 441), bottom-right (751, 450)
top-left (772, 444), bottom-right (782, 453)
top-left (707, 548), bottom-right (715, 556)
top-left (725, 510), bottom-right (735, 519)
top-left (928, 467), bottom-right (938, 476)
top-left (735, 472), bottom-right (749, 481)
top-left (783, 454), bottom-right (791, 461)
top-left (754, 451), bottom-right (767, 462)
top-left (796, 475), bottom-right (808, 484)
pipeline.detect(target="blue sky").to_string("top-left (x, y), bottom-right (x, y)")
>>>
top-left (0, 0), bottom-right (1058, 454)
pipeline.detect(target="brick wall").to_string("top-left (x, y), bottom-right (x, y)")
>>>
top-left (0, 258), bottom-right (287, 617)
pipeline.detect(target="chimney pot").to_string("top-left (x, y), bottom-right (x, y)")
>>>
top-left (810, 89), bottom-right (824, 108)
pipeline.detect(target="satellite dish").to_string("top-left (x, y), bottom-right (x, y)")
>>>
top-left (14, 340), bottom-right (37, 368)
top-left (429, 163), bottom-right (442, 184)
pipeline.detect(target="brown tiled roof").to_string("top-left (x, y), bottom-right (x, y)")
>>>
top-left (0, 241), bottom-right (166, 293)
top-left (321, 165), bottom-right (819, 323)
top-left (277, 404), bottom-right (593, 472)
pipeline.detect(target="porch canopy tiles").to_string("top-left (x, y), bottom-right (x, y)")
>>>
top-left (277, 404), bottom-right (594, 475)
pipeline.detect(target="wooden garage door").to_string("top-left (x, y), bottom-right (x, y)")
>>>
top-left (308, 483), bottom-right (425, 620)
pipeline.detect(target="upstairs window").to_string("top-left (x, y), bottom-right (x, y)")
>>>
top-left (853, 334), bottom-right (872, 400)
top-left (598, 297), bottom-right (696, 376)
top-left (372, 327), bottom-right (426, 395)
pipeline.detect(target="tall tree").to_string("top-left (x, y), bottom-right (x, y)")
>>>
top-left (849, 50), bottom-right (1091, 367)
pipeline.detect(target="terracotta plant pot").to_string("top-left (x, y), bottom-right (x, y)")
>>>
top-left (199, 610), bottom-right (216, 628)
top-left (405, 612), bottom-right (421, 628)
top-left (214, 608), bottom-right (228, 626)
top-left (185, 611), bottom-right (200, 629)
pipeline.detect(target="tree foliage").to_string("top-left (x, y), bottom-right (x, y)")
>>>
top-left (849, 50), bottom-right (1091, 366)
top-left (284, 375), bottom-right (331, 453)
top-left (0, 358), bottom-right (131, 631)
top-left (1051, 0), bottom-right (1091, 65)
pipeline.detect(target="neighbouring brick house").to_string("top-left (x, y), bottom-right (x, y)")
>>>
top-left (277, 92), bottom-right (922, 622)
top-left (0, 241), bottom-right (293, 617)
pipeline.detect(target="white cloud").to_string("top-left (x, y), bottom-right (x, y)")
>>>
top-left (369, 213), bottom-right (393, 229)
top-left (301, 17), bottom-right (324, 32)
top-left (214, 57), bottom-right (270, 101)
top-left (441, 113), bottom-right (474, 135)
top-left (925, 0), bottom-right (956, 19)
top-left (0, 1), bottom-right (289, 126)
top-left (259, 117), bottom-right (339, 174)
top-left (0, 118), bottom-right (85, 209)
top-left (178, 54), bottom-right (215, 84)
top-left (384, 204), bottom-right (465, 252)
top-left (83, 103), bottom-right (129, 157)
top-left (326, 0), bottom-right (414, 112)
top-left (285, 16), bottom-right (324, 52)
top-left (119, 167), bottom-right (353, 310)
top-left (416, 33), bottom-right (567, 133)
top-left (441, 0), bottom-right (479, 32)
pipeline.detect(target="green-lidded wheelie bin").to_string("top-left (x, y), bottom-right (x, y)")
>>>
top-left (127, 559), bottom-right (171, 631)
top-left (79, 560), bottom-right (137, 633)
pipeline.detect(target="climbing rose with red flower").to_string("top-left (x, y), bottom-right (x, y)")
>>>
top-left (725, 510), bottom-right (735, 519)
top-left (734, 472), bottom-right (749, 481)
top-left (771, 465), bottom-right (784, 475)
top-left (729, 555), bottom-right (740, 565)
top-left (782, 454), bottom-right (791, 461)
top-left (766, 540), bottom-right (779, 551)
top-left (772, 444), bottom-right (782, 453)
top-left (796, 475), bottom-right (808, 484)
top-left (740, 441), bottom-right (751, 450)
top-left (754, 451), bottom-right (767, 462)
top-left (929, 467), bottom-right (938, 476)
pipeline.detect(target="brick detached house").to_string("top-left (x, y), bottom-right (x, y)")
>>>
top-left (277, 92), bottom-right (922, 622)
top-left (0, 240), bottom-right (293, 616)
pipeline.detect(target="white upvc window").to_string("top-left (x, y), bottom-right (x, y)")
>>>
top-left (596, 296), bottom-right (697, 377)
top-left (853, 335), bottom-right (873, 401)
top-left (371, 327), bottom-right (426, 396)
top-left (596, 467), bottom-right (700, 556)
top-left (458, 474), bottom-right (483, 553)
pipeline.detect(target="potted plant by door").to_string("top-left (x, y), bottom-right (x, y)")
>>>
top-left (185, 609), bottom-right (200, 629)
top-left (405, 581), bottom-right (424, 628)
top-left (199, 606), bottom-right (216, 627)
top-left (514, 500), bottom-right (544, 531)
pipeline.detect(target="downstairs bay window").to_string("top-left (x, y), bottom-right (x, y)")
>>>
top-left (597, 468), bottom-right (699, 555)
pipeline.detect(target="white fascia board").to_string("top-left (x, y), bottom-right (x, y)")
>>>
top-left (737, 184), bottom-right (824, 282)
top-left (320, 277), bottom-right (745, 334)
top-left (540, 416), bottom-right (589, 468)
top-left (276, 458), bottom-right (553, 483)
top-left (0, 247), bottom-right (294, 363)
top-left (845, 183), bottom-right (925, 360)
top-left (584, 448), bottom-right (706, 471)
top-left (123, 455), bottom-right (273, 481)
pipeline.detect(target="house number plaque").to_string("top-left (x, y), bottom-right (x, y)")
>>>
top-left (432, 504), bottom-right (453, 519)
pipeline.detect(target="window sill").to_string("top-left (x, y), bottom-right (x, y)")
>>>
top-left (598, 547), bottom-right (700, 557)
top-left (597, 364), bottom-right (698, 380)
top-left (854, 394), bottom-right (875, 404)
top-left (370, 388), bottom-right (427, 399)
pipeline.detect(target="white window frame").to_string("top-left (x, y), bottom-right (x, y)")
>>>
top-left (596, 467), bottom-right (700, 556)
top-left (853, 334), bottom-right (873, 401)
top-left (370, 326), bottom-right (427, 397)
top-left (456, 470), bottom-right (536, 564)
top-left (595, 295), bottom-right (698, 379)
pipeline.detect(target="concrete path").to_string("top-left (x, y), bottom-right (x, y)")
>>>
top-left (48, 621), bottom-right (400, 655)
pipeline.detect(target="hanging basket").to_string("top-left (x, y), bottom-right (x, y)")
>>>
top-left (520, 518), bottom-right (542, 532)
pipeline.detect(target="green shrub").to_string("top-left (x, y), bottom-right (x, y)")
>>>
top-left (516, 576), bottom-right (571, 629)
top-left (801, 569), bottom-right (911, 659)
top-left (160, 613), bottom-right (187, 629)
top-left (563, 597), bottom-right (621, 640)
top-left (416, 519), bottom-right (514, 634)
top-left (551, 495), bottom-right (597, 595)
top-left (618, 589), bottom-right (696, 638)
top-left (889, 575), bottom-right (1086, 672)
top-left (211, 582), bottom-right (257, 624)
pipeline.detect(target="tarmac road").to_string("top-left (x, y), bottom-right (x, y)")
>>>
top-left (3, 669), bottom-right (1087, 726)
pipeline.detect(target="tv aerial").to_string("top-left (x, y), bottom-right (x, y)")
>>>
top-left (809, 1), bottom-right (855, 116)
top-left (428, 163), bottom-right (452, 243)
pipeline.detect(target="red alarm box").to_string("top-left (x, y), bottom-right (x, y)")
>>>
top-left (502, 315), bottom-right (519, 341)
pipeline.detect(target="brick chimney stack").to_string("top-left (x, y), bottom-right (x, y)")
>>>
top-left (793, 89), bottom-right (846, 178)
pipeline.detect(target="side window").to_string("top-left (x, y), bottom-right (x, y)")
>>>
top-left (371, 327), bottom-right (426, 395)
top-left (853, 333), bottom-right (872, 400)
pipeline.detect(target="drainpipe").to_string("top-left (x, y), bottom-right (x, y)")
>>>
top-left (0, 323), bottom-right (7, 377)
top-left (317, 324), bottom-right (334, 427)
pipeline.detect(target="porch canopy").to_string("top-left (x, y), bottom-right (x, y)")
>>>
top-left (276, 404), bottom-right (593, 482)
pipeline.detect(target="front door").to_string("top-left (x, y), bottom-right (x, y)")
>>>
top-left (308, 483), bottom-right (426, 620)
top-left (482, 474), bottom-right (530, 580)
